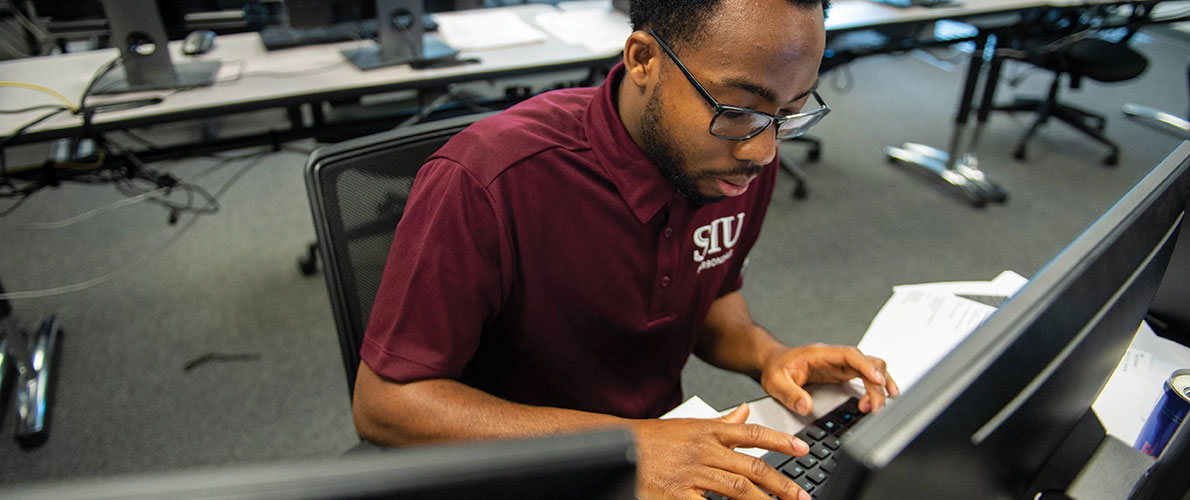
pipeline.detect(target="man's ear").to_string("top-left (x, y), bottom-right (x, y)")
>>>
top-left (622, 31), bottom-right (660, 90)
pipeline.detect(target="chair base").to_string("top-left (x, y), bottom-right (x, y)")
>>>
top-left (780, 135), bottom-right (822, 200)
top-left (991, 95), bottom-right (1121, 166)
top-left (1122, 103), bottom-right (1190, 139)
top-left (884, 142), bottom-right (1007, 208)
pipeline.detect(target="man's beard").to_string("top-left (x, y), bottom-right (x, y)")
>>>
top-left (639, 84), bottom-right (722, 207)
top-left (639, 84), bottom-right (765, 207)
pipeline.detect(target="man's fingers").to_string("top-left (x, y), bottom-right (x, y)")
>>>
top-left (713, 422), bottom-right (808, 457)
top-left (766, 374), bottom-right (815, 416)
top-left (840, 348), bottom-right (885, 387)
top-left (701, 454), bottom-right (809, 500)
top-left (720, 402), bottom-right (751, 424)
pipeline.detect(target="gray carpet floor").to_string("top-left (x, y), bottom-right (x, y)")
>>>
top-left (1, 24), bottom-right (1187, 486)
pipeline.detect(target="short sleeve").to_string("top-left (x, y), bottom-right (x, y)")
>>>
top-left (360, 157), bottom-right (506, 382)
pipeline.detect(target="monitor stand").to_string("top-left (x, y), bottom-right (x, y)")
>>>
top-left (91, 60), bottom-right (222, 95)
top-left (96, 0), bottom-right (222, 95)
top-left (342, 0), bottom-right (460, 71)
top-left (341, 34), bottom-right (459, 71)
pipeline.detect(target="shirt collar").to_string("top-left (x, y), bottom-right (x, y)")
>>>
top-left (585, 62), bottom-right (676, 224)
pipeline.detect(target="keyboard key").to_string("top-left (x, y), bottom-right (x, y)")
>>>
top-left (795, 455), bottom-right (818, 469)
top-left (806, 468), bottom-right (828, 484)
top-left (796, 478), bottom-right (816, 493)
top-left (819, 420), bottom-right (839, 433)
top-left (810, 444), bottom-right (832, 460)
top-left (782, 464), bottom-right (806, 479)
top-left (824, 437), bottom-right (842, 450)
top-left (762, 451), bottom-right (793, 469)
top-left (800, 426), bottom-right (828, 441)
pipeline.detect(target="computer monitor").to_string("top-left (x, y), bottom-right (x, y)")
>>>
top-left (32, 0), bottom-right (201, 40)
top-left (340, 0), bottom-right (459, 70)
top-left (92, 0), bottom-right (221, 95)
top-left (821, 141), bottom-right (1190, 500)
top-left (3, 428), bottom-right (637, 500)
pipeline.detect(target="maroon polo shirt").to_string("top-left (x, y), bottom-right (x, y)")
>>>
top-left (360, 63), bottom-right (779, 419)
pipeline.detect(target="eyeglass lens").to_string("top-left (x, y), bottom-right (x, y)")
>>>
top-left (710, 108), bottom-right (825, 140)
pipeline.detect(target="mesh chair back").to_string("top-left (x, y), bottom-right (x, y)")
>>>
top-left (305, 112), bottom-right (496, 395)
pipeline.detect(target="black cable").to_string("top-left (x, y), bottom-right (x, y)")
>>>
top-left (77, 56), bottom-right (123, 118)
top-left (0, 104), bottom-right (70, 115)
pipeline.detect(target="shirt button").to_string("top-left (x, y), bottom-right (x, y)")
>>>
top-left (660, 275), bottom-right (671, 288)
top-left (663, 227), bottom-right (673, 239)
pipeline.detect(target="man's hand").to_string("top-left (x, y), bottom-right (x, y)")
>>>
top-left (633, 403), bottom-right (812, 500)
top-left (759, 343), bottom-right (900, 415)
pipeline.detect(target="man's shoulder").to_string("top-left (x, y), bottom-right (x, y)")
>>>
top-left (431, 87), bottom-right (599, 185)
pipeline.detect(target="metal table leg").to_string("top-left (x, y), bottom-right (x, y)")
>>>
top-left (885, 31), bottom-right (1008, 208)
top-left (1, 279), bottom-right (61, 448)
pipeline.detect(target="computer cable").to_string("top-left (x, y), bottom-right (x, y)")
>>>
top-left (0, 149), bottom-right (275, 301)
top-left (0, 82), bottom-right (77, 112)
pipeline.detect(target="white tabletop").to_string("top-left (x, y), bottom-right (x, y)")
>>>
top-left (1, 0), bottom-right (1163, 142)
top-left (0, 4), bottom-right (629, 142)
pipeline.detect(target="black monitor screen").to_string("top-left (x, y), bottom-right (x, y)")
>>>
top-left (4, 429), bottom-right (637, 500)
top-left (822, 141), bottom-right (1190, 500)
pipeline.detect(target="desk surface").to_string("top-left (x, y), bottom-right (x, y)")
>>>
top-left (0, 4), bottom-right (626, 143)
top-left (0, 0), bottom-right (1158, 143)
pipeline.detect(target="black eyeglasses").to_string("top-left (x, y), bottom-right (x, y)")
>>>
top-left (646, 30), bottom-right (830, 141)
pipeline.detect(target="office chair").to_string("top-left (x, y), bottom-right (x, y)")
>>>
top-left (776, 50), bottom-right (855, 200)
top-left (985, 9), bottom-right (1148, 165)
top-left (305, 112), bottom-right (496, 395)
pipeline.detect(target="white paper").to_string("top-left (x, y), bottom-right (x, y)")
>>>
top-left (1095, 323), bottom-right (1190, 444)
top-left (858, 271), bottom-right (1029, 391)
top-left (534, 9), bottom-right (631, 54)
top-left (433, 10), bottom-right (548, 51)
top-left (857, 288), bottom-right (998, 390)
top-left (856, 270), bottom-right (1190, 445)
top-left (661, 395), bottom-right (719, 420)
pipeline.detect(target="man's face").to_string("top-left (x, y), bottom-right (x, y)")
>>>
top-left (639, 0), bottom-right (826, 205)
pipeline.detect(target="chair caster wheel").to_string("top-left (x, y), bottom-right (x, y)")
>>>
top-left (1013, 146), bottom-right (1026, 161)
top-left (299, 256), bottom-right (319, 276)
top-left (807, 148), bottom-right (821, 163)
top-left (1104, 153), bottom-right (1119, 166)
top-left (793, 185), bottom-right (808, 199)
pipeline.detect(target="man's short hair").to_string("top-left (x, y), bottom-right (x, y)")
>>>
top-left (629, 0), bottom-right (829, 53)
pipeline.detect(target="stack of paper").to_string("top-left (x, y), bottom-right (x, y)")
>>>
top-left (857, 270), bottom-right (1190, 444)
top-left (857, 270), bottom-right (1028, 390)
top-left (534, 8), bottom-right (632, 54)
top-left (433, 10), bottom-right (549, 51)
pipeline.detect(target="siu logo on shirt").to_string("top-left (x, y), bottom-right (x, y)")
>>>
top-left (692, 213), bottom-right (745, 274)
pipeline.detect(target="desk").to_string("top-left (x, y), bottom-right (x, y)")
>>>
top-left (0, 1), bottom-right (627, 451)
top-left (0, 4), bottom-right (627, 159)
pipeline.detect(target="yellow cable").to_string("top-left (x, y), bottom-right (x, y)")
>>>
top-left (0, 81), bottom-right (78, 112)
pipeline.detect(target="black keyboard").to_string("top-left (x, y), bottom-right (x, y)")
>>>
top-left (707, 397), bottom-right (866, 500)
top-left (259, 16), bottom-right (443, 51)
top-left (259, 19), bottom-right (379, 51)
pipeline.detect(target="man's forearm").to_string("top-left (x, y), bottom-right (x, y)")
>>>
top-left (352, 362), bottom-right (627, 447)
top-left (694, 291), bottom-right (788, 380)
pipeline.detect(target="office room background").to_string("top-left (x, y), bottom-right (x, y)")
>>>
top-left (1, 0), bottom-right (1189, 488)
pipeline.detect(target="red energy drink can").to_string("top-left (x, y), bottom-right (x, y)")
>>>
top-left (1135, 369), bottom-right (1190, 457)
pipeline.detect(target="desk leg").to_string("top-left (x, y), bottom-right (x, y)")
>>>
top-left (885, 32), bottom-right (1007, 208)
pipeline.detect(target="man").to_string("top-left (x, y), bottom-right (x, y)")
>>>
top-left (353, 0), bottom-right (899, 498)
